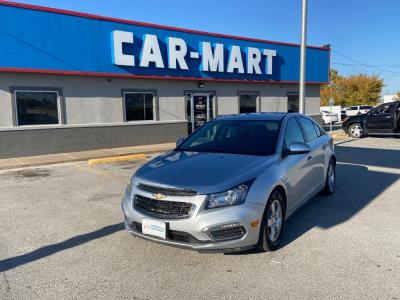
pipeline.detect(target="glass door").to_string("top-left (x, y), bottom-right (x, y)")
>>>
top-left (187, 93), bottom-right (214, 134)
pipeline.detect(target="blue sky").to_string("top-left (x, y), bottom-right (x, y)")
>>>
top-left (9, 0), bottom-right (400, 94)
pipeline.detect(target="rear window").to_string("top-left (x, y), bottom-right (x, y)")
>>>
top-left (298, 117), bottom-right (319, 143)
top-left (360, 106), bottom-right (373, 109)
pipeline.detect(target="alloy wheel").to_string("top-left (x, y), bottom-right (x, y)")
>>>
top-left (267, 199), bottom-right (283, 242)
top-left (350, 124), bottom-right (363, 138)
top-left (328, 163), bottom-right (335, 192)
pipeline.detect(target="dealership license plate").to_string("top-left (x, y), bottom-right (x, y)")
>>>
top-left (142, 218), bottom-right (167, 239)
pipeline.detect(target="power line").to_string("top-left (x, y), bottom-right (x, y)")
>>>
top-left (332, 50), bottom-right (400, 76)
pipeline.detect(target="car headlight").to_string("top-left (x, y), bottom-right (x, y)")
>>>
top-left (205, 182), bottom-right (252, 210)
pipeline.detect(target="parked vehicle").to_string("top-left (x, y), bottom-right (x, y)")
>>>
top-left (122, 113), bottom-right (336, 252)
top-left (321, 110), bottom-right (339, 125)
top-left (342, 101), bottom-right (400, 138)
top-left (343, 105), bottom-right (374, 117)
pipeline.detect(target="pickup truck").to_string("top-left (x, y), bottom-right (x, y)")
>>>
top-left (342, 101), bottom-right (400, 138)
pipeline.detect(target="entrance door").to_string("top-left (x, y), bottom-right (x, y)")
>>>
top-left (187, 94), bottom-right (214, 134)
top-left (287, 94), bottom-right (299, 113)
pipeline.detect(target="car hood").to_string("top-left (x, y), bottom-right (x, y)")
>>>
top-left (133, 150), bottom-right (275, 194)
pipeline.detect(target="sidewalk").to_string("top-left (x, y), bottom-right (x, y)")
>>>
top-left (0, 143), bottom-right (175, 171)
top-left (0, 130), bottom-right (349, 171)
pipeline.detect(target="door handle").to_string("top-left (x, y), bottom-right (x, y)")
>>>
top-left (322, 143), bottom-right (328, 150)
top-left (307, 155), bottom-right (313, 161)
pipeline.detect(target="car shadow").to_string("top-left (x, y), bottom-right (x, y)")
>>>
top-left (281, 145), bottom-right (400, 249)
top-left (228, 144), bottom-right (400, 255)
top-left (0, 223), bottom-right (124, 272)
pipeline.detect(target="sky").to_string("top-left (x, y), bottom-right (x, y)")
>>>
top-left (7, 0), bottom-right (400, 95)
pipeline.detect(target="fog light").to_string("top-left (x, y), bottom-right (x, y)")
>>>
top-left (220, 222), bottom-right (242, 229)
top-left (208, 222), bottom-right (246, 241)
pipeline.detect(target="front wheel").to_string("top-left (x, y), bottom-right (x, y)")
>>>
top-left (257, 190), bottom-right (285, 252)
top-left (348, 123), bottom-right (364, 138)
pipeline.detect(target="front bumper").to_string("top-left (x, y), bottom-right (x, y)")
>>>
top-left (121, 185), bottom-right (265, 252)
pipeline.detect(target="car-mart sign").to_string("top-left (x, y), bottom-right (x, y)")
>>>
top-left (0, 1), bottom-right (330, 83)
top-left (112, 30), bottom-right (277, 76)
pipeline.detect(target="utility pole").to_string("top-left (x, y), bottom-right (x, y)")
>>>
top-left (299, 0), bottom-right (308, 114)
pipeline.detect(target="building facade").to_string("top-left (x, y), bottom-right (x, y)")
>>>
top-left (0, 1), bottom-right (330, 158)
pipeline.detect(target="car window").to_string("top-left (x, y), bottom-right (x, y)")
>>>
top-left (349, 106), bottom-right (357, 110)
top-left (298, 117), bottom-right (319, 143)
top-left (284, 118), bottom-right (305, 149)
top-left (372, 103), bottom-right (395, 115)
top-left (312, 121), bottom-right (325, 137)
top-left (360, 105), bottom-right (373, 110)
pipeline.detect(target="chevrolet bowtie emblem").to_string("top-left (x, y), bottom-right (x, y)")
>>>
top-left (153, 193), bottom-right (166, 200)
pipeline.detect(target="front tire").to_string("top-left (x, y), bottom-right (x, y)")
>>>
top-left (348, 123), bottom-right (364, 138)
top-left (257, 190), bottom-right (285, 252)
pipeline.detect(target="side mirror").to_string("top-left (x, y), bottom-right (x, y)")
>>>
top-left (176, 138), bottom-right (185, 148)
top-left (286, 142), bottom-right (311, 155)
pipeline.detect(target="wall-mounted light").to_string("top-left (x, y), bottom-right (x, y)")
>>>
top-left (198, 81), bottom-right (205, 88)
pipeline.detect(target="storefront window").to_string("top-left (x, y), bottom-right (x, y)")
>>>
top-left (239, 93), bottom-right (258, 113)
top-left (124, 92), bottom-right (154, 121)
top-left (15, 91), bottom-right (60, 126)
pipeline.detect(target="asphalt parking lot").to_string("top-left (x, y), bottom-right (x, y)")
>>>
top-left (1, 137), bottom-right (400, 299)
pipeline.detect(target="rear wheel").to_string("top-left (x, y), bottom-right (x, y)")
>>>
top-left (257, 190), bottom-right (285, 252)
top-left (322, 159), bottom-right (336, 195)
top-left (348, 123), bottom-right (364, 138)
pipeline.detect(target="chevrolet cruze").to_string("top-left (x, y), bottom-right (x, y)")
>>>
top-left (122, 113), bottom-right (336, 252)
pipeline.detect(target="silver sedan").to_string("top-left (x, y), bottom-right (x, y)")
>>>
top-left (122, 113), bottom-right (336, 252)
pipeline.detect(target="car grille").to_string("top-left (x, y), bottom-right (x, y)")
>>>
top-left (209, 226), bottom-right (246, 241)
top-left (130, 222), bottom-right (203, 244)
top-left (134, 195), bottom-right (194, 219)
top-left (138, 183), bottom-right (197, 196)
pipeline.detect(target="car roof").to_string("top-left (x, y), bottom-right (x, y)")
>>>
top-left (215, 112), bottom-right (288, 121)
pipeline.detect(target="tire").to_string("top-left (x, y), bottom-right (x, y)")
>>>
top-left (348, 123), bottom-right (364, 138)
top-left (322, 159), bottom-right (336, 195)
top-left (257, 190), bottom-right (285, 252)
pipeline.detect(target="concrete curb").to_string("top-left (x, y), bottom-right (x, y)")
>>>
top-left (0, 142), bottom-right (175, 171)
top-left (88, 154), bottom-right (146, 165)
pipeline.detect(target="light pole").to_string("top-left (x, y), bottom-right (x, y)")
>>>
top-left (299, 0), bottom-right (308, 114)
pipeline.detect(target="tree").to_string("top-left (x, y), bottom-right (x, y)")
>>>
top-left (321, 70), bottom-right (384, 107)
top-left (394, 91), bottom-right (400, 101)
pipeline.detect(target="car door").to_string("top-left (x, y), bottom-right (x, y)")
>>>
top-left (365, 103), bottom-right (396, 132)
top-left (297, 117), bottom-right (326, 194)
top-left (280, 117), bottom-right (310, 213)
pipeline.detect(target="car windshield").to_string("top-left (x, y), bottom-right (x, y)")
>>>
top-left (177, 119), bottom-right (281, 156)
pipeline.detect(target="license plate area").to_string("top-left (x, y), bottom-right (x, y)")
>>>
top-left (142, 218), bottom-right (167, 239)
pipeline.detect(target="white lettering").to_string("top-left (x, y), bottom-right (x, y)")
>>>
top-left (246, 47), bottom-right (262, 74)
top-left (112, 30), bottom-right (134, 66)
top-left (263, 49), bottom-right (276, 75)
top-left (167, 37), bottom-right (188, 70)
top-left (139, 34), bottom-right (164, 68)
top-left (201, 42), bottom-right (224, 72)
top-left (227, 45), bottom-right (244, 73)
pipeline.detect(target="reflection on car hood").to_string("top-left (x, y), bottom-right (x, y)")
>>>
top-left (133, 150), bottom-right (274, 194)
